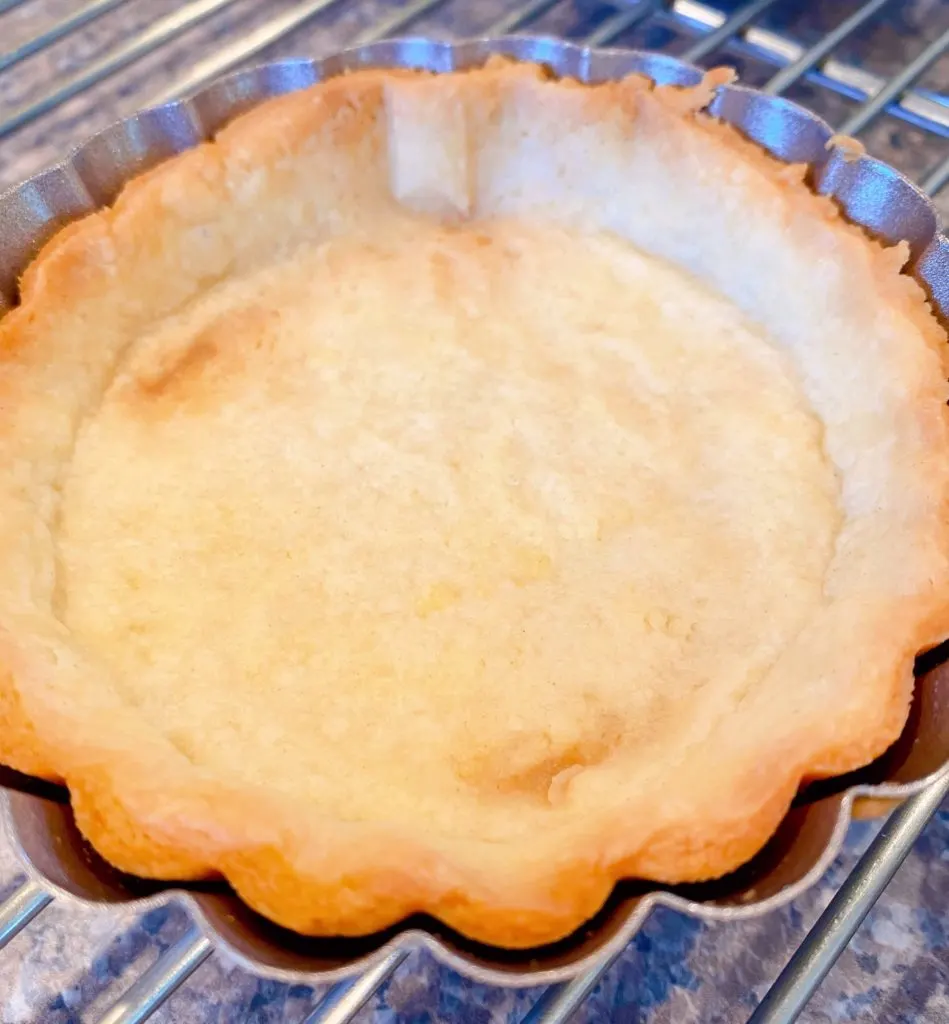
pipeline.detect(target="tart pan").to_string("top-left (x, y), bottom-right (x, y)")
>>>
top-left (2, 35), bottom-right (949, 987)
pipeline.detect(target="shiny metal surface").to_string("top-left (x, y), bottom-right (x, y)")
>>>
top-left (0, 28), bottom-right (948, 1020)
top-left (662, 0), bottom-right (949, 132)
top-left (94, 925), bottom-right (213, 1024)
top-left (147, 0), bottom-right (350, 107)
top-left (763, 0), bottom-right (892, 96)
top-left (585, 0), bottom-right (664, 47)
top-left (524, 779), bottom-right (949, 1024)
top-left (0, 0), bottom-right (130, 75)
top-left (520, 964), bottom-right (615, 1024)
top-left (746, 768), bottom-right (949, 1024)
top-left (681, 0), bottom-right (780, 63)
top-left (923, 153), bottom-right (949, 198)
top-left (300, 950), bottom-right (411, 1024)
top-left (520, 781), bottom-right (949, 1024)
top-left (839, 23), bottom-right (949, 136)
top-left (485, 0), bottom-right (564, 37)
top-left (0, 0), bottom-right (243, 140)
top-left (0, 879), bottom-right (52, 951)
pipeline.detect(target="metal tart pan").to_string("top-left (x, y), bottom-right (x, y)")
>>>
top-left (2, 35), bottom-right (949, 988)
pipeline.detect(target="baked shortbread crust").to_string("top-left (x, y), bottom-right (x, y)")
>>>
top-left (0, 60), bottom-right (947, 948)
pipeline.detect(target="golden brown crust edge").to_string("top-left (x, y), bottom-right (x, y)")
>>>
top-left (0, 62), bottom-right (947, 948)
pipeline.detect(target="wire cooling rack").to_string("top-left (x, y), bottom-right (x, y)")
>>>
top-left (1, 1), bottom-right (949, 1022)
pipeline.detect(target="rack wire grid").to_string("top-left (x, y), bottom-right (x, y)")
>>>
top-left (1, 0), bottom-right (949, 1022)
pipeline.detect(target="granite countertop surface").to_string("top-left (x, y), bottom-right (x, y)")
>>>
top-left (2, 1), bottom-right (949, 1021)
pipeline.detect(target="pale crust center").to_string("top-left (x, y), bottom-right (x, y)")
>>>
top-left (57, 217), bottom-right (839, 839)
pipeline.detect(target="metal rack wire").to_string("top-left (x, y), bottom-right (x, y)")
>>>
top-left (1, 1), bottom-right (948, 1021)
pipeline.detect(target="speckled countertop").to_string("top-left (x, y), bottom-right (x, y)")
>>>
top-left (2, 1), bottom-right (949, 1022)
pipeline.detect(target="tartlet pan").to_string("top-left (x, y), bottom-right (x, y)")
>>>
top-left (1, 35), bottom-right (949, 988)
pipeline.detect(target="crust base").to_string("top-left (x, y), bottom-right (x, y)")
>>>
top-left (0, 61), bottom-right (947, 948)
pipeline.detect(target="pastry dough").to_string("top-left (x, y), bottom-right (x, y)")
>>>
top-left (0, 61), bottom-right (947, 948)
